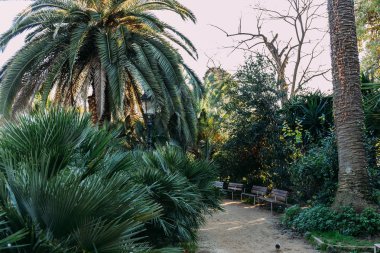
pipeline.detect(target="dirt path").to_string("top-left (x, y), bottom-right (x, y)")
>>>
top-left (197, 201), bottom-right (318, 253)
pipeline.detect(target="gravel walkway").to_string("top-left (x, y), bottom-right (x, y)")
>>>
top-left (197, 200), bottom-right (319, 253)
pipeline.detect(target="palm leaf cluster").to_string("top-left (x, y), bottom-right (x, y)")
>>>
top-left (0, 108), bottom-right (161, 252)
top-left (195, 67), bottom-right (235, 159)
top-left (0, 0), bottom-right (201, 145)
top-left (0, 108), bottom-right (220, 252)
top-left (361, 77), bottom-right (380, 135)
top-left (122, 146), bottom-right (222, 247)
top-left (281, 92), bottom-right (333, 142)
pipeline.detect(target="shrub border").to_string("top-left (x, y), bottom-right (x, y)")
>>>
top-left (310, 235), bottom-right (374, 252)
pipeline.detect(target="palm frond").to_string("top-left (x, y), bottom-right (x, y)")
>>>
top-left (0, 38), bottom-right (51, 115)
top-left (138, 0), bottom-right (196, 23)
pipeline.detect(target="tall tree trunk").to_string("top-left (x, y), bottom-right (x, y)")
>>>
top-left (88, 94), bottom-right (98, 124)
top-left (328, 0), bottom-right (371, 210)
top-left (278, 72), bottom-right (288, 106)
top-left (99, 86), bottom-right (111, 123)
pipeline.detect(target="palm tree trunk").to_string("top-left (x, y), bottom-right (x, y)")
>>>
top-left (328, 0), bottom-right (371, 210)
top-left (88, 94), bottom-right (98, 124)
top-left (100, 87), bottom-right (111, 123)
top-left (87, 61), bottom-right (112, 124)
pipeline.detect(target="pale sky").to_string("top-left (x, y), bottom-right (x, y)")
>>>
top-left (0, 0), bottom-right (332, 92)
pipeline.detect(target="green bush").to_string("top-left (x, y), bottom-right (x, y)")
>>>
top-left (280, 205), bottom-right (302, 227)
top-left (289, 133), bottom-right (380, 205)
top-left (334, 207), bottom-right (380, 236)
top-left (290, 205), bottom-right (337, 233)
top-left (368, 167), bottom-right (380, 204)
top-left (289, 135), bottom-right (338, 204)
top-left (283, 205), bottom-right (380, 236)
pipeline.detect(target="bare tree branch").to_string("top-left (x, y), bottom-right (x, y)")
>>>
top-left (213, 0), bottom-right (330, 105)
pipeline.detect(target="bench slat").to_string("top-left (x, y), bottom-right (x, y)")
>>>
top-left (250, 186), bottom-right (267, 195)
top-left (241, 185), bottom-right (268, 204)
top-left (227, 183), bottom-right (244, 190)
top-left (272, 189), bottom-right (289, 196)
top-left (257, 188), bottom-right (290, 214)
top-left (225, 182), bottom-right (244, 201)
top-left (213, 181), bottom-right (224, 189)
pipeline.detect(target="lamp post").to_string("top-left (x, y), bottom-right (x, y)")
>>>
top-left (141, 93), bottom-right (157, 150)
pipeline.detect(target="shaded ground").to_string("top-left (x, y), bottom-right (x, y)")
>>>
top-left (197, 201), bottom-right (318, 253)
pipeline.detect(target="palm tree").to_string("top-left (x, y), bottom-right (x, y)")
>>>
top-left (327, 0), bottom-right (371, 209)
top-left (0, 0), bottom-right (201, 145)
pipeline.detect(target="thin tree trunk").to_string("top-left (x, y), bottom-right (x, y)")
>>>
top-left (328, 0), bottom-right (371, 210)
top-left (278, 72), bottom-right (288, 106)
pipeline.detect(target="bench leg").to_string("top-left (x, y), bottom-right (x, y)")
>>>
top-left (271, 203), bottom-right (273, 215)
top-left (232, 192), bottom-right (234, 201)
top-left (253, 196), bottom-right (256, 205)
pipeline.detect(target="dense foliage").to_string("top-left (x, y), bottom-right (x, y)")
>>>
top-left (289, 135), bottom-right (338, 204)
top-left (214, 55), bottom-right (286, 185)
top-left (0, 108), bottom-right (220, 252)
top-left (207, 57), bottom-right (337, 192)
top-left (195, 68), bottom-right (234, 160)
top-left (198, 54), bottom-right (380, 211)
top-left (356, 0), bottom-right (380, 80)
top-left (281, 92), bottom-right (333, 147)
top-left (282, 205), bottom-right (380, 236)
top-left (288, 131), bottom-right (380, 205)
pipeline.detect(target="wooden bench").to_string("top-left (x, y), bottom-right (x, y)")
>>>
top-left (226, 182), bottom-right (244, 200)
top-left (213, 181), bottom-right (226, 195)
top-left (213, 181), bottom-right (224, 189)
top-left (374, 243), bottom-right (380, 253)
top-left (257, 189), bottom-right (289, 214)
top-left (241, 185), bottom-right (268, 204)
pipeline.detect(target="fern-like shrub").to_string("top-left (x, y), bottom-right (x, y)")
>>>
top-left (0, 108), bottom-right (221, 252)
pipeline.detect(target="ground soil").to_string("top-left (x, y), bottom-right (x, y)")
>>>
top-left (197, 200), bottom-right (319, 253)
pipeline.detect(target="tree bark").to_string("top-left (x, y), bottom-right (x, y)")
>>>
top-left (87, 95), bottom-right (98, 124)
top-left (278, 71), bottom-right (288, 106)
top-left (328, 0), bottom-right (371, 210)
